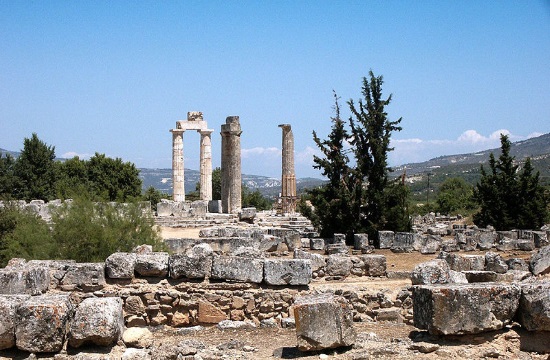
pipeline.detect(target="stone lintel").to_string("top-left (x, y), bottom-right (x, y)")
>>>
top-left (175, 120), bottom-right (208, 131)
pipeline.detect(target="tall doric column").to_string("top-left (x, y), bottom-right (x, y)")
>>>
top-left (221, 116), bottom-right (242, 214)
top-left (279, 124), bottom-right (297, 214)
top-left (171, 129), bottom-right (185, 202)
top-left (199, 129), bottom-right (213, 201)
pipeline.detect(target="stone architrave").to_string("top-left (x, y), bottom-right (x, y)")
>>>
top-left (279, 124), bottom-right (297, 214)
top-left (221, 116), bottom-right (242, 214)
top-left (170, 111), bottom-right (213, 202)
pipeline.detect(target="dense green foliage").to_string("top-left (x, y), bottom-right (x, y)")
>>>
top-left (302, 73), bottom-right (408, 241)
top-left (212, 167), bottom-right (222, 200)
top-left (435, 177), bottom-right (475, 215)
top-left (473, 134), bottom-right (549, 230)
top-left (241, 185), bottom-right (272, 211)
top-left (1, 134), bottom-right (143, 202)
top-left (0, 197), bottom-right (163, 265)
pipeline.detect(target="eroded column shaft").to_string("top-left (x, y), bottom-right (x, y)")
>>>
top-left (221, 116), bottom-right (242, 214)
top-left (279, 124), bottom-right (297, 213)
top-left (200, 130), bottom-right (213, 201)
top-left (171, 130), bottom-right (185, 202)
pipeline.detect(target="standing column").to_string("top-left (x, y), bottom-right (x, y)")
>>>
top-left (199, 129), bottom-right (213, 201)
top-left (221, 116), bottom-right (242, 214)
top-left (171, 129), bottom-right (185, 202)
top-left (279, 124), bottom-right (297, 214)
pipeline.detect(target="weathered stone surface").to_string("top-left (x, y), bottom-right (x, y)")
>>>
top-left (463, 255), bottom-right (485, 271)
top-left (496, 270), bottom-right (532, 282)
top-left (263, 259), bottom-right (311, 286)
top-left (105, 252), bottom-right (137, 279)
top-left (533, 231), bottom-right (549, 248)
top-left (294, 293), bottom-right (356, 351)
top-left (198, 301), bottom-right (227, 323)
top-left (506, 258), bottom-right (529, 271)
top-left (69, 297), bottom-right (124, 348)
top-left (170, 255), bottom-right (210, 280)
top-left (361, 255), bottom-right (386, 277)
top-left (134, 252), bottom-right (169, 277)
top-left (239, 207), bottom-right (256, 222)
top-left (0, 267), bottom-right (49, 295)
top-left (353, 233), bottom-right (369, 251)
top-left (211, 256), bottom-right (263, 283)
top-left (392, 232), bottom-right (414, 252)
top-left (478, 230), bottom-right (497, 250)
top-left (413, 283), bottom-right (521, 335)
top-left (463, 271), bottom-right (498, 283)
top-left (122, 348), bottom-right (152, 360)
top-left (0, 295), bottom-right (29, 350)
top-left (378, 231), bottom-right (394, 249)
top-left (530, 245), bottom-right (550, 275)
top-left (60, 263), bottom-right (106, 291)
top-left (485, 252), bottom-right (508, 274)
top-left (325, 243), bottom-right (349, 255)
top-left (411, 259), bottom-right (450, 285)
top-left (420, 235), bottom-right (442, 254)
top-left (448, 270), bottom-right (468, 284)
top-left (15, 295), bottom-right (73, 353)
top-left (517, 281), bottom-right (550, 331)
top-left (310, 238), bottom-right (325, 250)
top-left (438, 252), bottom-right (470, 271)
top-left (122, 327), bottom-right (153, 348)
top-left (325, 255), bottom-right (352, 277)
top-left (293, 249), bottom-right (325, 271)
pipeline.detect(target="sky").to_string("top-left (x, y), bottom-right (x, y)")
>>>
top-left (1, 1), bottom-right (549, 179)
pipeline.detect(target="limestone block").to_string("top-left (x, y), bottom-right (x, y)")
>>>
top-left (413, 283), bottom-right (521, 335)
top-left (411, 259), bottom-right (450, 285)
top-left (438, 252), bottom-right (470, 271)
top-left (134, 252), bottom-right (169, 277)
top-left (122, 348), bottom-right (152, 360)
top-left (132, 244), bottom-right (153, 254)
top-left (105, 252), bottom-right (137, 279)
top-left (60, 263), bottom-right (106, 291)
top-left (122, 327), bottom-right (153, 348)
top-left (208, 200), bottom-right (222, 213)
top-left (530, 245), bottom-right (550, 275)
top-left (463, 271), bottom-right (498, 283)
top-left (27, 259), bottom-right (76, 288)
top-left (259, 235), bottom-right (281, 252)
top-left (310, 238), bottom-right (325, 250)
top-left (496, 270), bottom-right (532, 282)
top-left (353, 233), bottom-right (369, 251)
top-left (361, 255), bottom-right (386, 277)
top-left (506, 258), bottom-right (529, 271)
top-left (333, 233), bottom-right (346, 245)
top-left (211, 256), bottom-right (264, 283)
top-left (325, 243), bottom-right (349, 255)
top-left (420, 235), bottom-right (442, 254)
top-left (326, 255), bottom-right (352, 277)
top-left (198, 301), bottom-right (227, 323)
top-left (0, 295), bottom-right (29, 350)
top-left (485, 252), bottom-right (508, 274)
top-left (533, 231), bottom-right (549, 248)
top-left (156, 201), bottom-right (174, 216)
top-left (238, 207), bottom-right (256, 222)
top-left (0, 267), bottom-right (49, 295)
top-left (294, 293), bottom-right (356, 351)
top-left (478, 230), bottom-right (497, 250)
top-left (169, 253), bottom-right (212, 280)
top-left (448, 270), bottom-right (468, 284)
top-left (293, 249), bottom-right (326, 271)
top-left (497, 230), bottom-right (518, 241)
top-left (463, 254), bottom-right (485, 271)
top-left (189, 200), bottom-right (208, 216)
top-left (263, 259), bottom-right (311, 286)
top-left (69, 297), bottom-right (124, 348)
top-left (412, 233), bottom-right (426, 252)
top-left (378, 231), bottom-right (394, 249)
top-left (392, 232), bottom-right (414, 252)
top-left (15, 295), bottom-right (73, 353)
top-left (517, 281), bottom-right (550, 331)
top-left (283, 231), bottom-right (302, 251)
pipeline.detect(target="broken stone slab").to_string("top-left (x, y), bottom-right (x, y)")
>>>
top-left (294, 293), bottom-right (356, 351)
top-left (60, 263), bottom-right (106, 291)
top-left (197, 301), bottom-right (227, 324)
top-left (15, 294), bottom-right (73, 353)
top-left (361, 255), bottom-right (386, 277)
top-left (485, 252), bottom-right (508, 274)
top-left (517, 280), bottom-right (550, 331)
top-left (533, 231), bottom-right (549, 248)
top-left (134, 252), bottom-right (169, 277)
top-left (378, 231), bottom-right (394, 249)
top-left (169, 253), bottom-right (212, 280)
top-left (353, 233), bottom-right (369, 251)
top-left (325, 255), bottom-right (352, 277)
top-left (477, 229), bottom-right (497, 250)
top-left (105, 252), bottom-right (137, 279)
top-left (211, 256), bottom-right (264, 283)
top-left (496, 270), bottom-right (532, 282)
top-left (238, 207), bottom-right (256, 222)
top-left (26, 260), bottom-right (76, 288)
top-left (0, 295), bottom-right (30, 350)
top-left (463, 254), bottom-right (485, 271)
top-left (506, 258), bottom-right (529, 271)
top-left (325, 243), bottom-right (349, 255)
top-left (529, 245), bottom-right (550, 276)
top-left (420, 235), bottom-right (442, 254)
top-left (258, 235), bottom-right (281, 252)
top-left (413, 283), bottom-right (521, 335)
top-left (411, 259), bottom-right (450, 285)
top-left (263, 259), bottom-right (311, 286)
top-left (0, 267), bottom-right (49, 295)
top-left (438, 252), bottom-right (470, 271)
top-left (516, 239), bottom-right (536, 251)
top-left (69, 297), bottom-right (124, 348)
top-left (310, 238), bottom-right (325, 250)
top-left (293, 249), bottom-right (326, 272)
top-left (448, 270), bottom-right (468, 284)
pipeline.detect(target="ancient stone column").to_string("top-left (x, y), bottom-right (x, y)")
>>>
top-left (171, 129), bottom-right (185, 202)
top-left (221, 116), bottom-right (242, 214)
top-left (279, 124), bottom-right (297, 214)
top-left (199, 129), bottom-right (213, 201)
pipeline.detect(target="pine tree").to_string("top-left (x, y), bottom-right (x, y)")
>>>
top-left (347, 71), bottom-right (403, 237)
top-left (473, 134), bottom-right (548, 230)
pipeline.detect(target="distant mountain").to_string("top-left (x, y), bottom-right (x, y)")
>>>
top-left (139, 168), bottom-right (325, 199)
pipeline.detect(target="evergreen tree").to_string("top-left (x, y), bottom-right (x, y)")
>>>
top-left (347, 71), bottom-right (403, 237)
top-left (0, 154), bottom-right (17, 199)
top-left (473, 134), bottom-right (548, 229)
top-left (86, 153), bottom-right (142, 202)
top-left (436, 177), bottom-right (475, 215)
top-left (13, 133), bottom-right (58, 201)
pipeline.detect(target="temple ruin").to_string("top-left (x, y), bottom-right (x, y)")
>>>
top-left (170, 112), bottom-right (213, 202)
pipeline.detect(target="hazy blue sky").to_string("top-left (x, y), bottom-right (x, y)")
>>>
top-left (1, 1), bottom-right (549, 178)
